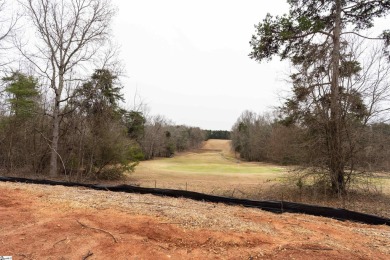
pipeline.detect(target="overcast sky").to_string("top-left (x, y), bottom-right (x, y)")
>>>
top-left (110, 0), bottom-right (387, 131)
top-left (110, 0), bottom-right (292, 130)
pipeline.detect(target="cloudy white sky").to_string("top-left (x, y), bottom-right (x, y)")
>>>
top-left (110, 0), bottom-right (387, 131)
top-left (111, 0), bottom-right (291, 130)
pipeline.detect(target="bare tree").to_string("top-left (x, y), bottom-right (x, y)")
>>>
top-left (231, 111), bottom-right (275, 162)
top-left (0, 1), bottom-right (14, 35)
top-left (0, 0), bottom-right (19, 61)
top-left (19, 0), bottom-right (115, 177)
top-left (140, 115), bottom-right (170, 160)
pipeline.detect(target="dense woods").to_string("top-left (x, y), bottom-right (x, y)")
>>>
top-left (0, 68), bottom-right (205, 180)
top-left (204, 130), bottom-right (231, 140)
top-left (231, 110), bottom-right (390, 171)
top-left (139, 115), bottom-right (204, 160)
top-left (0, 0), bottom-right (205, 180)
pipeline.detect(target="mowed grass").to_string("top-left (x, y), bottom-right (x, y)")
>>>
top-left (128, 140), bottom-right (390, 218)
top-left (129, 140), bottom-right (390, 195)
top-left (129, 140), bottom-right (287, 192)
top-left (161, 152), bottom-right (283, 174)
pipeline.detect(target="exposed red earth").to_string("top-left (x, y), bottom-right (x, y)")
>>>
top-left (1, 182), bottom-right (389, 259)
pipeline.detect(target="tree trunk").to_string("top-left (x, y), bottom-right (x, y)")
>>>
top-left (49, 97), bottom-right (60, 177)
top-left (49, 72), bottom-right (64, 177)
top-left (6, 129), bottom-right (13, 173)
top-left (329, 0), bottom-right (345, 194)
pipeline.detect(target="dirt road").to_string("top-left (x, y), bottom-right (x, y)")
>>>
top-left (1, 181), bottom-right (389, 259)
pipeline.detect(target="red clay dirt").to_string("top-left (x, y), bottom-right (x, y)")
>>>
top-left (0, 182), bottom-right (389, 259)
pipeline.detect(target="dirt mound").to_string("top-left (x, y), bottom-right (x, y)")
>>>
top-left (1, 182), bottom-right (389, 259)
top-left (202, 139), bottom-right (233, 156)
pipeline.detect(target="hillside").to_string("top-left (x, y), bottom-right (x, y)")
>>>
top-left (130, 139), bottom-right (286, 196)
top-left (201, 139), bottom-right (234, 156)
top-left (1, 181), bottom-right (389, 259)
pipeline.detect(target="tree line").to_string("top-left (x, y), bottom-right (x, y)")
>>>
top-left (137, 115), bottom-right (205, 160)
top-left (0, 69), bottom-right (205, 180)
top-left (204, 130), bottom-right (231, 140)
top-left (232, 110), bottom-right (390, 170)
top-left (0, 0), bottom-right (205, 180)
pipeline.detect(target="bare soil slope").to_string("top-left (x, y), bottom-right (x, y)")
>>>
top-left (1, 181), bottom-right (389, 259)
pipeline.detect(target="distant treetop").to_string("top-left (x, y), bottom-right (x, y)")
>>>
top-left (205, 130), bottom-right (231, 140)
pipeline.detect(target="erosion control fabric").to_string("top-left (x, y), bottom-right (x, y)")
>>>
top-left (0, 176), bottom-right (388, 226)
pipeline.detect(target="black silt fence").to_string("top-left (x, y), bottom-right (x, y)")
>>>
top-left (0, 176), bottom-right (388, 226)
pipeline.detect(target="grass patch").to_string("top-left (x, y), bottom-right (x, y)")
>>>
top-left (128, 141), bottom-right (390, 218)
top-left (143, 152), bottom-right (284, 175)
top-left (163, 163), bottom-right (282, 174)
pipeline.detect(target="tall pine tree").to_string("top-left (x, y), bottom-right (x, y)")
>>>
top-left (250, 0), bottom-right (390, 193)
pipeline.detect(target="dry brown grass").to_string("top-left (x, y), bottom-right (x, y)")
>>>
top-left (201, 139), bottom-right (235, 156)
top-left (128, 139), bottom-right (390, 218)
top-left (3, 139), bottom-right (389, 218)
top-left (1, 181), bottom-right (389, 259)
